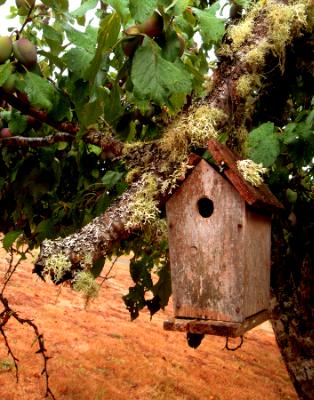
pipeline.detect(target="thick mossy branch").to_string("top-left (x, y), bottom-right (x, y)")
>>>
top-left (216, 0), bottom-right (313, 149)
top-left (35, 174), bottom-right (169, 281)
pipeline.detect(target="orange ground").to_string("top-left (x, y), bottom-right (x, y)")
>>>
top-left (0, 250), bottom-right (297, 400)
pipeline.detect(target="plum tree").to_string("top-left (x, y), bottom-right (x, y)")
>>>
top-left (0, 1), bottom-right (313, 399)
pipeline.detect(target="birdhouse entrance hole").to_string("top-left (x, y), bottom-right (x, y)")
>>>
top-left (197, 197), bottom-right (214, 218)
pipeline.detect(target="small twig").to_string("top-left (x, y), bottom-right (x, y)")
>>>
top-left (2, 247), bottom-right (29, 295)
top-left (99, 256), bottom-right (119, 287)
top-left (0, 292), bottom-right (56, 399)
top-left (0, 132), bottom-right (74, 148)
top-left (0, 250), bottom-right (56, 399)
top-left (0, 325), bottom-right (19, 381)
top-left (18, 3), bottom-right (35, 35)
top-left (53, 285), bottom-right (63, 305)
top-left (225, 336), bottom-right (244, 351)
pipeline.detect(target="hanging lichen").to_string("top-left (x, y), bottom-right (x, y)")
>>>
top-left (73, 271), bottom-right (100, 299)
top-left (43, 253), bottom-right (72, 282)
top-left (160, 160), bottom-right (194, 195)
top-left (125, 173), bottom-right (160, 229)
top-left (237, 159), bottom-right (268, 187)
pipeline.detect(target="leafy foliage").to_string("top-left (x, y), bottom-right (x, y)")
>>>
top-left (247, 122), bottom-right (280, 167)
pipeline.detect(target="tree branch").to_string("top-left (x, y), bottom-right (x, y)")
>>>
top-left (0, 132), bottom-right (74, 147)
top-left (0, 90), bottom-right (79, 135)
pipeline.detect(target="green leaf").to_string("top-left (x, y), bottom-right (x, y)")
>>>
top-left (153, 264), bottom-right (171, 308)
top-left (39, 50), bottom-right (66, 70)
top-left (24, 72), bottom-right (56, 112)
top-left (87, 144), bottom-right (102, 156)
top-left (51, 0), bottom-right (69, 12)
top-left (161, 29), bottom-right (183, 62)
top-left (3, 230), bottom-right (23, 251)
top-left (90, 256), bottom-right (106, 278)
top-left (131, 38), bottom-right (192, 106)
top-left (77, 96), bottom-right (105, 128)
top-left (103, 84), bottom-right (124, 124)
top-left (163, 0), bottom-right (190, 15)
top-left (49, 92), bottom-right (72, 122)
top-left (102, 170), bottom-right (124, 188)
top-left (0, 63), bottom-right (12, 87)
top-left (194, 2), bottom-right (226, 45)
top-left (286, 188), bottom-right (298, 204)
top-left (36, 219), bottom-right (56, 241)
top-left (129, 0), bottom-right (157, 22)
top-left (107, 0), bottom-right (130, 23)
top-left (234, 0), bottom-right (250, 7)
top-left (43, 25), bottom-right (64, 53)
top-left (84, 12), bottom-right (120, 84)
top-left (63, 47), bottom-right (94, 75)
top-left (64, 25), bottom-right (98, 51)
top-left (43, 24), bottom-right (63, 43)
top-left (282, 122), bottom-right (298, 144)
top-left (70, 0), bottom-right (98, 17)
top-left (8, 111), bottom-right (28, 135)
top-left (247, 122), bottom-right (280, 167)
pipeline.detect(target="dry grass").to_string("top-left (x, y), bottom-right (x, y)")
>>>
top-left (0, 249), bottom-right (297, 400)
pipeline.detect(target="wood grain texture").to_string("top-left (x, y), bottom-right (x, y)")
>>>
top-left (166, 159), bottom-right (270, 326)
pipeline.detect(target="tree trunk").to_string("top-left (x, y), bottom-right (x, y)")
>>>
top-left (271, 202), bottom-right (314, 400)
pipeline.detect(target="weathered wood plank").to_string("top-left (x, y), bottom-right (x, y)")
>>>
top-left (164, 310), bottom-right (271, 338)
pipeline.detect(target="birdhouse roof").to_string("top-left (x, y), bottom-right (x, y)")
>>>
top-left (205, 140), bottom-right (283, 211)
top-left (178, 140), bottom-right (283, 212)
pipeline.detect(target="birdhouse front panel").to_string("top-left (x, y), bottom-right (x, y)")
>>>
top-left (167, 159), bottom-right (248, 323)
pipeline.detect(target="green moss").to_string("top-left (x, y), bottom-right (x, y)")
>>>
top-left (125, 167), bottom-right (142, 184)
top-left (160, 106), bottom-right (227, 163)
top-left (160, 160), bottom-right (193, 195)
top-left (243, 40), bottom-right (269, 68)
top-left (229, 18), bottom-right (254, 51)
top-left (237, 73), bottom-right (262, 98)
top-left (228, 0), bottom-right (310, 72)
top-left (266, 1), bottom-right (308, 70)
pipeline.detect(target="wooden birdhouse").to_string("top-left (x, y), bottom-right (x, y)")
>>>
top-left (164, 140), bottom-right (283, 338)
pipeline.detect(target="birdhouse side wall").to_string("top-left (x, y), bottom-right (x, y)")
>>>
top-left (242, 208), bottom-right (271, 318)
top-left (166, 160), bottom-right (247, 323)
